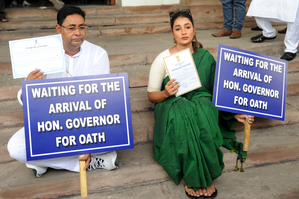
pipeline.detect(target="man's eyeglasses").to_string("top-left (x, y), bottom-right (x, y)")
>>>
top-left (61, 25), bottom-right (87, 32)
top-left (169, 9), bottom-right (191, 19)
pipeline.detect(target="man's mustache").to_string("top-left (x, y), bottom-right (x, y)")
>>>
top-left (72, 37), bottom-right (83, 40)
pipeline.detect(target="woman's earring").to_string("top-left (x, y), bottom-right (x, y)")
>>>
top-left (192, 35), bottom-right (196, 42)
top-left (173, 38), bottom-right (177, 45)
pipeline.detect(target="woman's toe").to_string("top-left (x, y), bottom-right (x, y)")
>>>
top-left (199, 188), bottom-right (204, 196)
top-left (203, 188), bottom-right (208, 196)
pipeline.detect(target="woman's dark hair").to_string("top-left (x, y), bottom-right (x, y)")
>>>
top-left (57, 6), bottom-right (86, 26)
top-left (169, 9), bottom-right (203, 53)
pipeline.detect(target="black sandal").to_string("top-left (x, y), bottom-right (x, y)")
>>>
top-left (251, 34), bottom-right (276, 43)
top-left (280, 52), bottom-right (296, 61)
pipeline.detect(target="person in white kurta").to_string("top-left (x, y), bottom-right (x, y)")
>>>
top-left (7, 6), bottom-right (118, 177)
top-left (247, 0), bottom-right (299, 61)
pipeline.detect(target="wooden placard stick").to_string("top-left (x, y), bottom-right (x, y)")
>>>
top-left (79, 155), bottom-right (87, 198)
top-left (243, 119), bottom-right (251, 151)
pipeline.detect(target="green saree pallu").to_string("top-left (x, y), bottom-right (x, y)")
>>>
top-left (153, 48), bottom-right (245, 191)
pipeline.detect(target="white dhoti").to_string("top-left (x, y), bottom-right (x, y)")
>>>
top-left (7, 127), bottom-right (80, 172)
top-left (247, 0), bottom-right (299, 53)
top-left (247, 0), bottom-right (299, 22)
top-left (255, 17), bottom-right (299, 53)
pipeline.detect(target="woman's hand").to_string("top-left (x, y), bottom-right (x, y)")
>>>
top-left (78, 154), bottom-right (91, 170)
top-left (27, 69), bottom-right (44, 81)
top-left (163, 79), bottom-right (180, 98)
top-left (234, 114), bottom-right (254, 125)
top-left (147, 79), bottom-right (180, 103)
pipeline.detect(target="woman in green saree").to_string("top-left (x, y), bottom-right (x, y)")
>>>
top-left (147, 9), bottom-right (254, 198)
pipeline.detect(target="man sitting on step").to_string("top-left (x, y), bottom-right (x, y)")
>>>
top-left (247, 0), bottom-right (299, 61)
top-left (7, 5), bottom-right (119, 178)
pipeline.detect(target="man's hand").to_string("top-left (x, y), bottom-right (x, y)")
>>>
top-left (27, 69), bottom-right (44, 81)
top-left (20, 69), bottom-right (45, 101)
top-left (78, 154), bottom-right (91, 170)
top-left (234, 114), bottom-right (254, 125)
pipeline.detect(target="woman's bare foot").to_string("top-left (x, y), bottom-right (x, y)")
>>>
top-left (195, 187), bottom-right (205, 197)
top-left (182, 179), bottom-right (198, 197)
top-left (206, 184), bottom-right (216, 196)
top-left (185, 185), bottom-right (198, 197)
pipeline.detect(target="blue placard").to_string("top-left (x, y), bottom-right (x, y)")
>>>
top-left (22, 73), bottom-right (134, 161)
top-left (213, 44), bottom-right (287, 121)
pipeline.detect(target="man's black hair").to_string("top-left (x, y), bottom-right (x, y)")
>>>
top-left (57, 6), bottom-right (86, 26)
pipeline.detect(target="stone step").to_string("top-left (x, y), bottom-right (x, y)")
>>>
top-left (0, 27), bottom-right (291, 64)
top-left (5, 5), bottom-right (179, 20)
top-left (5, 1), bottom-right (254, 20)
top-left (99, 20), bottom-right (256, 37)
top-left (182, 0), bottom-right (254, 6)
top-left (111, 64), bottom-right (151, 88)
top-left (0, 20), bottom-right (258, 41)
top-left (0, 20), bottom-right (260, 42)
top-left (0, 122), bottom-right (298, 198)
top-left (182, 0), bottom-right (223, 5)
top-left (1, 56), bottom-right (299, 101)
top-left (85, 26), bottom-right (291, 62)
top-left (0, 64), bottom-right (150, 97)
top-left (0, 3), bottom-right (259, 39)
top-left (5, 3), bottom-right (245, 20)
top-left (0, 13), bottom-right (170, 31)
top-left (66, 159), bottom-right (299, 199)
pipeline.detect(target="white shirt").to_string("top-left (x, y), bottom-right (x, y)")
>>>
top-left (147, 49), bottom-right (170, 92)
top-left (247, 0), bottom-right (299, 22)
top-left (45, 40), bottom-right (110, 78)
top-left (17, 40), bottom-right (110, 104)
